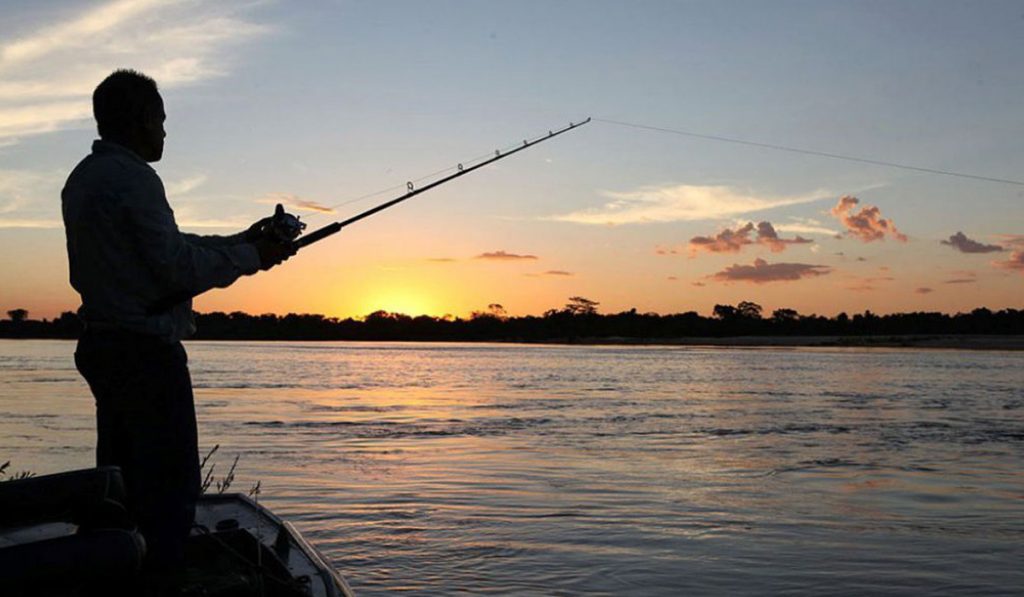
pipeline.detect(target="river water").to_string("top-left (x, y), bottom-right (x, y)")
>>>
top-left (1, 340), bottom-right (1022, 595)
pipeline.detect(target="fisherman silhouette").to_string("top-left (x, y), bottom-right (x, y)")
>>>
top-left (61, 69), bottom-right (294, 585)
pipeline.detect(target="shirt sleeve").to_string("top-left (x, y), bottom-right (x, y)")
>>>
top-left (121, 170), bottom-right (261, 299)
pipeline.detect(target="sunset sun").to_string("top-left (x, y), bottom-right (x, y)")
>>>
top-left (360, 291), bottom-right (438, 317)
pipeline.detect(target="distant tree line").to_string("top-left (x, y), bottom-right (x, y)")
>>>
top-left (2, 298), bottom-right (1023, 341)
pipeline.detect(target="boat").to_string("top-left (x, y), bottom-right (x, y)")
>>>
top-left (0, 466), bottom-right (355, 596)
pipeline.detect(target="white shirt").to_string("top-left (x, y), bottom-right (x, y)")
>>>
top-left (62, 140), bottom-right (261, 342)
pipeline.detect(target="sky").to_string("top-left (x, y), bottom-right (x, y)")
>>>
top-left (1, 0), bottom-right (1022, 321)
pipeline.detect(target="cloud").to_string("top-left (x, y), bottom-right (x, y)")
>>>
top-left (426, 257), bottom-right (456, 263)
top-left (992, 236), bottom-right (1024, 273)
top-left (475, 250), bottom-right (538, 261)
top-left (994, 250), bottom-right (1024, 272)
top-left (845, 283), bottom-right (876, 292)
top-left (0, 217), bottom-right (62, 229)
top-left (0, 168), bottom-right (63, 227)
top-left (830, 195), bottom-right (907, 242)
top-left (709, 258), bottom-right (832, 284)
top-left (165, 175), bottom-right (208, 197)
top-left (775, 217), bottom-right (839, 237)
top-left (0, 1), bottom-right (270, 144)
top-left (915, 287), bottom-right (934, 294)
top-left (0, 169), bottom-right (48, 212)
top-left (548, 184), bottom-right (828, 225)
top-left (940, 231), bottom-right (1004, 254)
top-left (689, 222), bottom-right (756, 254)
top-left (687, 221), bottom-right (812, 255)
top-left (842, 273), bottom-right (893, 292)
top-left (542, 270), bottom-right (573, 276)
top-left (942, 270), bottom-right (977, 284)
top-left (754, 221), bottom-right (813, 252)
top-left (257, 193), bottom-right (335, 214)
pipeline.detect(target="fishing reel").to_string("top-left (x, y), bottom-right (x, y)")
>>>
top-left (261, 203), bottom-right (306, 243)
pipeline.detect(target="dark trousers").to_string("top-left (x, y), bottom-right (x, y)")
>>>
top-left (75, 330), bottom-right (200, 573)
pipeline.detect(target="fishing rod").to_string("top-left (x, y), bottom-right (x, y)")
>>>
top-left (267, 118), bottom-right (592, 249)
top-left (147, 118), bottom-right (590, 314)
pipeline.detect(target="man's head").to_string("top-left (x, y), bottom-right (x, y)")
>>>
top-left (93, 69), bottom-right (165, 162)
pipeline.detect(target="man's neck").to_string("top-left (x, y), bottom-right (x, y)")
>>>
top-left (101, 135), bottom-right (149, 161)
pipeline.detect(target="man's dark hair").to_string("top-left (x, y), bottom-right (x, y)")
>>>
top-left (92, 69), bottom-right (161, 139)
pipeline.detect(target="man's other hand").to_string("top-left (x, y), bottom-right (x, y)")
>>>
top-left (254, 237), bottom-right (297, 270)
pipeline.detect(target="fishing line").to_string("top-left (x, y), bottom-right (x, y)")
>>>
top-left (593, 117), bottom-right (1024, 187)
top-left (293, 119), bottom-right (591, 248)
top-left (323, 154), bottom-right (487, 213)
top-left (306, 140), bottom-right (545, 221)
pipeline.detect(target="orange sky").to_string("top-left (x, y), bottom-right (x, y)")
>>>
top-left (2, 3), bottom-right (1022, 322)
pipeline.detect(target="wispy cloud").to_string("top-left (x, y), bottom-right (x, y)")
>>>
top-left (257, 193), bottom-right (335, 214)
top-left (709, 258), bottom-right (832, 284)
top-left (475, 250), bottom-right (538, 261)
top-left (0, 169), bottom-right (49, 212)
top-left (549, 184), bottom-right (828, 225)
top-left (165, 174), bottom-right (208, 197)
top-left (845, 282), bottom-right (876, 292)
top-left (994, 252), bottom-right (1024, 273)
top-left (775, 216), bottom-right (839, 237)
top-left (0, 217), bottom-right (62, 229)
top-left (943, 270), bottom-right (977, 284)
top-left (993, 235), bottom-right (1024, 273)
top-left (840, 270), bottom-right (895, 292)
top-left (0, 1), bottom-right (270, 144)
top-left (830, 195), bottom-right (907, 242)
top-left (0, 168), bottom-right (63, 228)
top-left (915, 287), bottom-right (934, 294)
top-left (940, 231), bottom-right (1004, 254)
top-left (525, 270), bottom-right (573, 277)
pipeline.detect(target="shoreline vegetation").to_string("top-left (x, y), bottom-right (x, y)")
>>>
top-left (2, 299), bottom-right (1022, 350)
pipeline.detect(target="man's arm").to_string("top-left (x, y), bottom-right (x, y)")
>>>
top-left (122, 173), bottom-right (261, 298)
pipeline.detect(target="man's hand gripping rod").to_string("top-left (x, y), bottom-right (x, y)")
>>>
top-left (276, 118), bottom-right (591, 249)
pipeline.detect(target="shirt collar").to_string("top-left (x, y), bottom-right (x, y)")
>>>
top-left (91, 139), bottom-right (151, 167)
